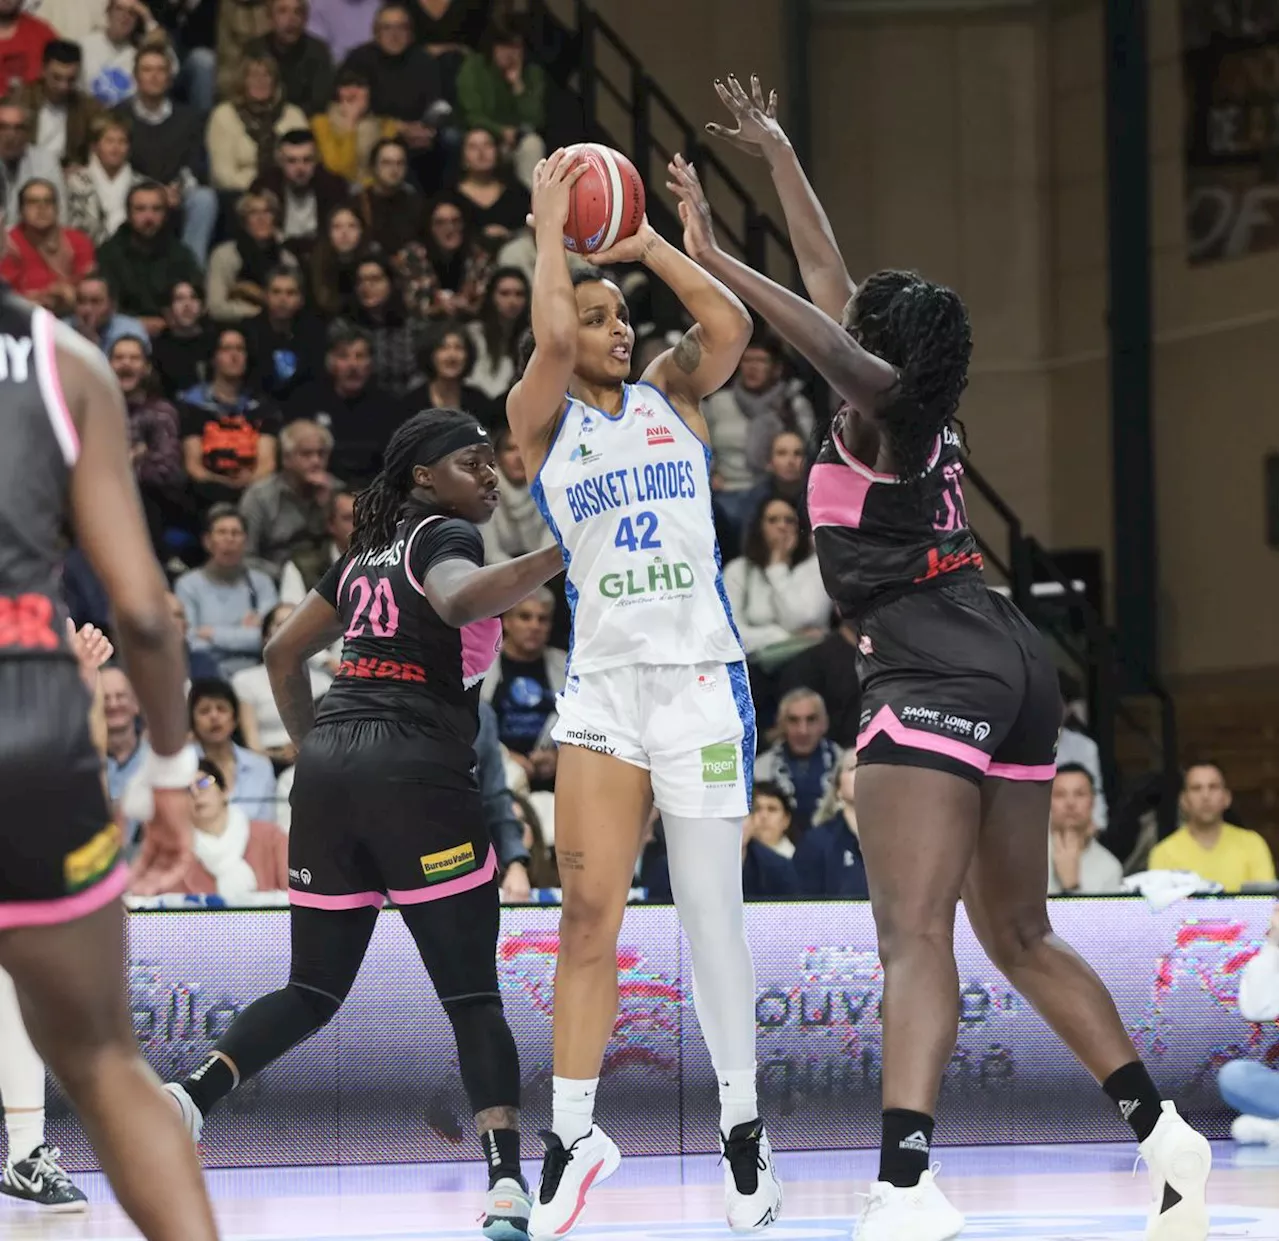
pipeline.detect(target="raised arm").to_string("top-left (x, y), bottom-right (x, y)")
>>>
top-left (423, 545), bottom-right (565, 630)
top-left (706, 75), bottom-right (856, 322)
top-left (668, 159), bottom-right (898, 417)
top-left (505, 149), bottom-right (588, 469)
top-left (264, 591), bottom-right (344, 748)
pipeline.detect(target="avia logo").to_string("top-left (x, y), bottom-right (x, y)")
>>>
top-left (646, 424), bottom-right (675, 447)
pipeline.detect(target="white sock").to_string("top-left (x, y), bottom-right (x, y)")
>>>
top-left (551, 1076), bottom-right (598, 1146)
top-left (5, 1109), bottom-right (44, 1164)
top-left (717, 1067), bottom-right (759, 1134)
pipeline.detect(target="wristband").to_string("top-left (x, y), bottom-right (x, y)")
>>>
top-left (144, 748), bottom-right (198, 790)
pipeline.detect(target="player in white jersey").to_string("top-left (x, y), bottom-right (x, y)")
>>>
top-left (507, 150), bottom-right (783, 1239)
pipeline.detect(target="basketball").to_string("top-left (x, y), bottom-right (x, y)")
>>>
top-left (562, 143), bottom-right (646, 255)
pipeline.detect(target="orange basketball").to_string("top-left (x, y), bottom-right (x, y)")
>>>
top-left (563, 143), bottom-right (646, 256)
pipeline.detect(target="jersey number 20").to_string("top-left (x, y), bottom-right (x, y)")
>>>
top-left (345, 577), bottom-right (400, 639)
top-left (614, 511), bottom-right (662, 552)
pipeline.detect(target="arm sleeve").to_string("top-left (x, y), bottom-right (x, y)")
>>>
top-left (1237, 942), bottom-right (1280, 1023)
top-left (409, 517), bottom-right (486, 584)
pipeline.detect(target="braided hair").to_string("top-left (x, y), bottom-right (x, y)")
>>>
top-left (842, 269), bottom-right (972, 484)
top-left (349, 407), bottom-right (479, 555)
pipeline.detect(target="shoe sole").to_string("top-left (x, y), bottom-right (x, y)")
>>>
top-left (1148, 1133), bottom-right (1211, 1241)
top-left (529, 1140), bottom-right (621, 1241)
top-left (482, 1219), bottom-right (531, 1241)
top-left (0, 1186), bottom-right (88, 1213)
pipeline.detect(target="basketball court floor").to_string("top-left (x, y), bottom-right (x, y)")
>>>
top-left (1, 1141), bottom-right (1274, 1240)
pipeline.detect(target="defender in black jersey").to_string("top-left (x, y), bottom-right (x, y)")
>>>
top-left (0, 270), bottom-right (217, 1231)
top-left (167, 410), bottom-right (564, 1241)
top-left (691, 77), bottom-right (1212, 1241)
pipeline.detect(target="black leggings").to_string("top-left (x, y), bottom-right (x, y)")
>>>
top-left (207, 884), bottom-right (519, 1116)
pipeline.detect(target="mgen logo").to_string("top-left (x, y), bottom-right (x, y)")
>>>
top-left (646, 424), bottom-right (675, 447)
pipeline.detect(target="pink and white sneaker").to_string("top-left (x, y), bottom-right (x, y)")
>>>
top-left (527, 1127), bottom-right (620, 1240)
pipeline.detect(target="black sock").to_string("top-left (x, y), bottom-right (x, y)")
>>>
top-left (1103, 1061), bottom-right (1163, 1142)
top-left (481, 1128), bottom-right (525, 1190)
top-left (879, 1108), bottom-right (934, 1187)
top-left (182, 1054), bottom-right (237, 1118)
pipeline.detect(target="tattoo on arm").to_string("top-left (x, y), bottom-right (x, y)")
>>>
top-left (275, 666), bottom-right (317, 747)
top-left (672, 327), bottom-right (703, 375)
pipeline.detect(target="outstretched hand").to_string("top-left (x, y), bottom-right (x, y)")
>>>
top-left (705, 74), bottom-right (787, 157)
top-left (529, 147), bottom-right (589, 233)
top-left (666, 154), bottom-right (718, 262)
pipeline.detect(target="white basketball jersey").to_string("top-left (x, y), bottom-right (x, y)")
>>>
top-left (530, 383), bottom-right (745, 675)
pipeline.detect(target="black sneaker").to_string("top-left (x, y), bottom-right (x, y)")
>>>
top-left (0, 1144), bottom-right (88, 1212)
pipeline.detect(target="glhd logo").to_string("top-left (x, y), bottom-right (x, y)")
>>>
top-left (700, 744), bottom-right (738, 785)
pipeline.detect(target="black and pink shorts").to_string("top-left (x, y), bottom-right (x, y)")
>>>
top-left (854, 579), bottom-right (1061, 786)
top-left (0, 660), bottom-right (123, 931)
top-left (287, 717), bottom-right (497, 910)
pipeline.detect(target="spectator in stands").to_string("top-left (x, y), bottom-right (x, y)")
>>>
top-left (65, 116), bottom-right (138, 244)
top-left (166, 589), bottom-right (222, 683)
top-left (279, 486), bottom-right (353, 603)
top-left (0, 178), bottom-right (93, 313)
top-left (101, 665), bottom-right (147, 805)
top-left (305, 202), bottom-right (370, 317)
top-left (756, 687), bottom-right (841, 838)
top-left (350, 254), bottom-right (427, 395)
top-left (81, 0), bottom-right (171, 107)
top-left (740, 428), bottom-right (810, 536)
top-left (233, 603), bottom-right (330, 767)
top-left (1149, 762), bottom-right (1276, 890)
top-left (407, 192), bottom-right (487, 318)
top-left (96, 181), bottom-right (203, 335)
top-left (186, 680), bottom-right (280, 822)
top-left (1047, 764), bottom-right (1123, 895)
top-left (0, 98), bottom-right (64, 221)
top-left (353, 136), bottom-right (427, 257)
top-left (246, 0), bottom-right (333, 117)
top-left (307, 0), bottom-right (380, 64)
top-left (152, 278), bottom-right (217, 395)
top-left (723, 497), bottom-right (829, 659)
top-left (480, 587), bottom-right (564, 790)
top-left (147, 0), bottom-right (217, 115)
top-left (214, 0), bottom-right (272, 102)
top-left (122, 45), bottom-right (218, 263)
top-left (310, 67), bottom-right (395, 185)
top-left (244, 266), bottom-right (324, 399)
top-left (65, 272), bottom-right (148, 352)
top-left (285, 321), bottom-right (397, 487)
top-left (0, 0), bottom-right (55, 88)
top-left (795, 749), bottom-right (869, 898)
top-left (252, 128), bottom-right (347, 260)
top-left (342, 1), bottom-right (447, 191)
top-left (777, 613), bottom-right (861, 748)
top-left (1219, 905), bottom-right (1279, 1146)
top-left (403, 317), bottom-right (492, 420)
top-left (466, 265), bottom-right (527, 401)
top-left (748, 779), bottom-right (797, 858)
top-left (176, 507), bottom-right (280, 678)
top-left (22, 39), bottom-right (101, 166)
top-left (240, 417), bottom-right (340, 581)
top-left (1056, 672), bottom-right (1109, 832)
top-left (179, 326), bottom-right (281, 506)
top-left (109, 332), bottom-right (185, 543)
top-left (172, 757), bottom-right (288, 896)
top-left (207, 54), bottom-right (309, 194)
top-left (481, 421), bottom-right (552, 563)
top-left (454, 125), bottom-right (530, 244)
top-left (455, 21), bottom-right (546, 190)
top-left (207, 188), bottom-right (300, 322)
top-left (410, 0), bottom-right (489, 95)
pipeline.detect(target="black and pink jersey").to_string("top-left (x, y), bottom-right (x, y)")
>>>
top-left (807, 411), bottom-right (983, 618)
top-left (314, 510), bottom-right (501, 748)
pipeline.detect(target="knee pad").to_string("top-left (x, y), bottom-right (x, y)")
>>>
top-left (442, 993), bottom-right (520, 1113)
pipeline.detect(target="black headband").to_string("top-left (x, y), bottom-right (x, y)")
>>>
top-left (413, 419), bottom-right (491, 468)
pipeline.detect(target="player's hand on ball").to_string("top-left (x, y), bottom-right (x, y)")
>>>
top-left (706, 73), bottom-right (786, 156)
top-left (667, 155), bottom-right (718, 261)
top-left (530, 148), bottom-right (588, 233)
top-left (586, 216), bottom-right (657, 266)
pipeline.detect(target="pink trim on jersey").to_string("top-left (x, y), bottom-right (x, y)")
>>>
top-left (0, 862), bottom-right (128, 931)
top-left (831, 425), bottom-right (941, 483)
top-left (987, 761), bottom-right (1057, 782)
top-left (336, 557), bottom-right (359, 599)
top-left (856, 704), bottom-right (990, 772)
top-left (402, 515), bottom-right (444, 598)
top-left (807, 462), bottom-right (872, 530)
top-left (461, 616), bottom-right (502, 684)
top-left (289, 888), bottom-right (386, 911)
top-left (33, 309), bottom-right (79, 466)
top-left (387, 846), bottom-right (498, 905)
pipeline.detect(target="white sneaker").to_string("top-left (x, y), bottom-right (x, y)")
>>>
top-left (722, 1119), bottom-right (782, 1231)
top-left (1231, 1115), bottom-right (1279, 1146)
top-left (1138, 1101), bottom-right (1211, 1241)
top-left (527, 1127), bottom-right (619, 1240)
top-left (163, 1081), bottom-right (204, 1145)
top-left (481, 1175), bottom-right (532, 1240)
top-left (852, 1168), bottom-right (964, 1241)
